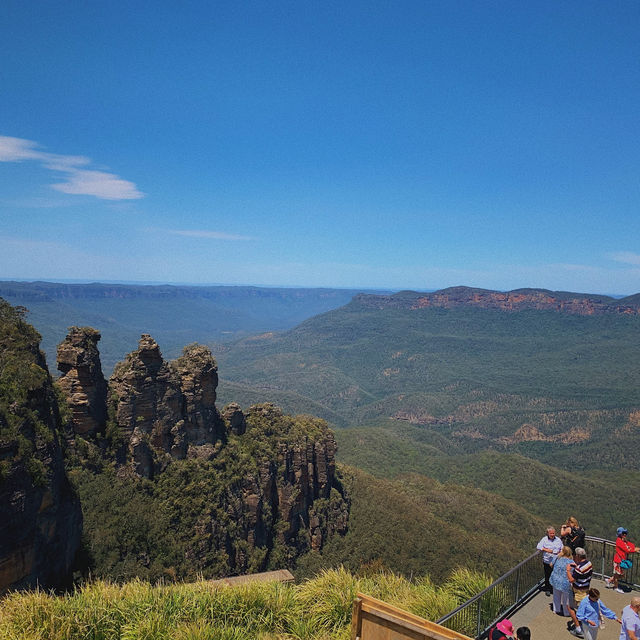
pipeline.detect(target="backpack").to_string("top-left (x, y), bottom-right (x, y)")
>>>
top-left (564, 526), bottom-right (585, 551)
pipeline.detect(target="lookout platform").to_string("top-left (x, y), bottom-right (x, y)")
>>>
top-left (510, 578), bottom-right (632, 639)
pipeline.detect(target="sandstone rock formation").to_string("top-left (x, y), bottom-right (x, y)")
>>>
top-left (53, 328), bottom-right (349, 576)
top-left (56, 326), bottom-right (108, 437)
top-left (355, 286), bottom-right (640, 316)
top-left (107, 336), bottom-right (226, 476)
top-left (0, 300), bottom-right (82, 594)
top-left (2, 304), bottom-right (349, 589)
top-left (222, 402), bottom-right (246, 435)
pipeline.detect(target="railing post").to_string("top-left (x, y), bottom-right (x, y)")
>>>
top-left (515, 566), bottom-right (521, 602)
top-left (476, 598), bottom-right (482, 640)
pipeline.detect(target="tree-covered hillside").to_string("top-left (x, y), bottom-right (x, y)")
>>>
top-left (333, 421), bottom-right (640, 539)
top-left (0, 299), bottom-right (82, 592)
top-left (215, 299), bottom-right (640, 471)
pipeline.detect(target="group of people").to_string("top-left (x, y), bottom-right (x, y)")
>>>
top-left (535, 517), bottom-right (640, 640)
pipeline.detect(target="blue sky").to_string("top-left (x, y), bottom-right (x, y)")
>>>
top-left (1, 1), bottom-right (639, 294)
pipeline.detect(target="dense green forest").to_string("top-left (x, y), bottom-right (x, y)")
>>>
top-left (3, 286), bottom-right (640, 597)
top-left (216, 302), bottom-right (640, 421)
top-left (214, 302), bottom-right (640, 474)
top-left (334, 422), bottom-right (640, 538)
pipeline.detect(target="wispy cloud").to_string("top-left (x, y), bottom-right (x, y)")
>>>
top-left (0, 135), bottom-right (143, 200)
top-left (168, 229), bottom-right (254, 241)
top-left (609, 251), bottom-right (640, 266)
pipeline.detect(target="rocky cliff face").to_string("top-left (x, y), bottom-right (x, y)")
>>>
top-left (55, 328), bottom-right (349, 578)
top-left (0, 300), bottom-right (82, 594)
top-left (355, 286), bottom-right (640, 315)
top-left (181, 404), bottom-right (349, 576)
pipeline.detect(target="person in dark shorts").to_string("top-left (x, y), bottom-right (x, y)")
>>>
top-left (567, 547), bottom-right (593, 638)
top-left (537, 526), bottom-right (563, 595)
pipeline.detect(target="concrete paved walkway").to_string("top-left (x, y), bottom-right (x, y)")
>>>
top-left (509, 579), bottom-right (632, 639)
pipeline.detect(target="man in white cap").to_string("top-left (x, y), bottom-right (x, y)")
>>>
top-left (619, 596), bottom-right (640, 640)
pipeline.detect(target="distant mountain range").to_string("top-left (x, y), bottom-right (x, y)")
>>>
top-left (0, 281), bottom-right (389, 373)
top-left (214, 286), bottom-right (640, 477)
top-left (354, 286), bottom-right (640, 314)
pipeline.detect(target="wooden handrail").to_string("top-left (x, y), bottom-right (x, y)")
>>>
top-left (352, 593), bottom-right (473, 640)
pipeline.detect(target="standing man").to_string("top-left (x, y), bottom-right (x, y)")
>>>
top-left (537, 526), bottom-right (563, 596)
top-left (568, 547), bottom-right (594, 638)
top-left (620, 596), bottom-right (640, 640)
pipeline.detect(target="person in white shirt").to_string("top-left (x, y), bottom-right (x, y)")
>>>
top-left (620, 597), bottom-right (640, 640)
top-left (537, 526), bottom-right (563, 596)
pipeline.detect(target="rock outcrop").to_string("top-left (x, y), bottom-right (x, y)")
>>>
top-left (222, 402), bottom-right (246, 435)
top-left (1, 304), bottom-right (349, 590)
top-left (0, 300), bottom-right (82, 594)
top-left (54, 328), bottom-right (349, 576)
top-left (183, 404), bottom-right (349, 575)
top-left (107, 336), bottom-right (226, 476)
top-left (354, 286), bottom-right (640, 316)
top-left (56, 326), bottom-right (108, 437)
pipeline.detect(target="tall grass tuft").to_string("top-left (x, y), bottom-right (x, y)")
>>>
top-left (295, 566), bottom-right (360, 631)
top-left (0, 565), bottom-right (493, 640)
top-left (443, 567), bottom-right (493, 602)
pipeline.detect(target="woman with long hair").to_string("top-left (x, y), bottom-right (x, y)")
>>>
top-left (561, 517), bottom-right (585, 551)
top-left (550, 545), bottom-right (575, 617)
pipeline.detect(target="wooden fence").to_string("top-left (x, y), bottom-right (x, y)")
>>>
top-left (351, 593), bottom-right (473, 640)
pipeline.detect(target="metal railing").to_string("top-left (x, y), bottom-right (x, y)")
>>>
top-left (585, 536), bottom-right (640, 589)
top-left (436, 535), bottom-right (638, 639)
top-left (436, 550), bottom-right (542, 639)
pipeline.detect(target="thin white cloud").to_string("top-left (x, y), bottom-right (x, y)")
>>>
top-left (0, 135), bottom-right (143, 200)
top-left (168, 229), bottom-right (254, 241)
top-left (52, 169), bottom-right (143, 200)
top-left (609, 251), bottom-right (640, 266)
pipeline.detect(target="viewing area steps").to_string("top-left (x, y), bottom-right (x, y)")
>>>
top-left (352, 536), bottom-right (638, 640)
